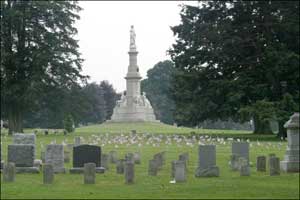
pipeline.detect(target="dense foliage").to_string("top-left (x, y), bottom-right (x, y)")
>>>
top-left (169, 1), bottom-right (299, 135)
top-left (1, 0), bottom-right (86, 134)
top-left (141, 60), bottom-right (176, 125)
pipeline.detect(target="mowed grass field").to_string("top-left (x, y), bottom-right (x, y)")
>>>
top-left (1, 122), bottom-right (299, 199)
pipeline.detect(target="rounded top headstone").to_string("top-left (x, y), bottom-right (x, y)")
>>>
top-left (284, 112), bottom-right (299, 129)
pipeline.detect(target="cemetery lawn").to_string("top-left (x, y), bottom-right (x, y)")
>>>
top-left (1, 122), bottom-right (299, 199)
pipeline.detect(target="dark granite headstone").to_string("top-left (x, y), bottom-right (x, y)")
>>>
top-left (73, 145), bottom-right (101, 168)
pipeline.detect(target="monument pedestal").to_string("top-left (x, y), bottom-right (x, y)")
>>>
top-left (280, 113), bottom-right (299, 173)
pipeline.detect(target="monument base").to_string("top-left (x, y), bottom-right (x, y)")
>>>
top-left (69, 167), bottom-right (105, 174)
top-left (280, 161), bottom-right (300, 172)
top-left (16, 167), bottom-right (40, 173)
top-left (195, 166), bottom-right (219, 177)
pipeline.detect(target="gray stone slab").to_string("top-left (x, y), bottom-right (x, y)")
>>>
top-left (148, 159), bottom-right (158, 176)
top-left (8, 144), bottom-right (35, 167)
top-left (116, 159), bottom-right (125, 174)
top-left (270, 157), bottom-right (280, 176)
top-left (3, 162), bottom-right (16, 182)
top-left (84, 163), bottom-right (96, 184)
top-left (16, 167), bottom-right (40, 173)
top-left (45, 144), bottom-right (65, 173)
top-left (13, 133), bottom-right (36, 145)
top-left (174, 160), bottom-right (186, 182)
top-left (101, 153), bottom-right (109, 170)
top-left (256, 156), bottom-right (266, 172)
top-left (232, 142), bottom-right (249, 163)
top-left (198, 145), bottom-right (216, 169)
top-left (125, 162), bottom-right (134, 184)
top-left (43, 164), bottom-right (54, 184)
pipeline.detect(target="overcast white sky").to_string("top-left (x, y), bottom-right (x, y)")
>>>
top-left (75, 1), bottom-right (198, 93)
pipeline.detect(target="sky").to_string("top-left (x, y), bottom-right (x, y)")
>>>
top-left (75, 1), bottom-right (198, 93)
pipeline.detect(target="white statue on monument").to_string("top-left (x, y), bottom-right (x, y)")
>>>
top-left (130, 25), bottom-right (136, 50)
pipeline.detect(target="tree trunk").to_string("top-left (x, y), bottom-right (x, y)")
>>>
top-left (253, 115), bottom-right (273, 134)
top-left (8, 105), bottom-right (23, 135)
top-left (277, 120), bottom-right (287, 139)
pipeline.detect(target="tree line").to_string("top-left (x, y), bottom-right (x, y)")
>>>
top-left (1, 1), bottom-right (299, 136)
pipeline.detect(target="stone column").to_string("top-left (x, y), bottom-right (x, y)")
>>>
top-left (280, 112), bottom-right (299, 172)
top-left (84, 163), bottom-right (96, 184)
top-left (43, 164), bottom-right (54, 184)
top-left (256, 156), bottom-right (266, 172)
top-left (270, 157), bottom-right (280, 176)
top-left (125, 161), bottom-right (134, 184)
top-left (3, 162), bottom-right (16, 182)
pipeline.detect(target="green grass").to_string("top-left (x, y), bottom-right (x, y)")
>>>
top-left (1, 122), bottom-right (299, 199)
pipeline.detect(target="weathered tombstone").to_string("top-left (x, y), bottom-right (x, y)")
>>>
top-left (195, 145), bottom-right (219, 177)
top-left (13, 133), bottom-right (36, 145)
top-left (116, 159), bottom-right (125, 174)
top-left (179, 152), bottom-right (189, 171)
top-left (174, 160), bottom-right (186, 182)
top-left (70, 145), bottom-right (104, 174)
top-left (230, 154), bottom-right (241, 171)
top-left (45, 144), bottom-right (65, 173)
top-left (43, 164), bottom-right (54, 184)
top-left (232, 142), bottom-right (249, 164)
top-left (74, 137), bottom-right (81, 146)
top-left (280, 113), bottom-right (299, 172)
top-left (7, 144), bottom-right (39, 173)
top-left (239, 157), bottom-right (250, 176)
top-left (256, 156), bottom-right (266, 172)
top-left (3, 162), bottom-right (16, 182)
top-left (125, 153), bottom-right (134, 163)
top-left (101, 153), bottom-right (109, 170)
top-left (84, 163), bottom-right (96, 184)
top-left (148, 159), bottom-right (158, 176)
top-left (64, 150), bottom-right (70, 163)
top-left (270, 157), bottom-right (280, 176)
top-left (153, 152), bottom-right (165, 170)
top-left (133, 152), bottom-right (141, 164)
top-left (109, 150), bottom-right (118, 164)
top-left (125, 161), bottom-right (134, 184)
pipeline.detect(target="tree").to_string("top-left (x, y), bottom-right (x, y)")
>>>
top-left (1, 1), bottom-right (87, 134)
top-left (169, 1), bottom-right (299, 134)
top-left (100, 81), bottom-right (118, 120)
top-left (141, 60), bottom-right (176, 124)
top-left (64, 114), bottom-right (75, 133)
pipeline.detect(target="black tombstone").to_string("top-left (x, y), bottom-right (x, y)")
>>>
top-left (73, 145), bottom-right (101, 167)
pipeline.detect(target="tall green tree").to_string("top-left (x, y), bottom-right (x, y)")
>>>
top-left (169, 1), bottom-right (299, 134)
top-left (100, 80), bottom-right (118, 120)
top-left (1, 1), bottom-right (87, 134)
top-left (141, 60), bottom-right (176, 125)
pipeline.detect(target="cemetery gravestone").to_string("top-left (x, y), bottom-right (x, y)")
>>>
top-left (239, 157), bottom-right (250, 176)
top-left (148, 159), bottom-right (158, 176)
top-left (116, 159), bottom-right (125, 174)
top-left (7, 144), bottom-right (39, 173)
top-left (109, 151), bottom-right (118, 164)
top-left (195, 145), bottom-right (219, 177)
top-left (70, 145), bottom-right (104, 174)
top-left (125, 161), bottom-right (134, 184)
top-left (101, 153), bottom-right (109, 170)
top-left (84, 163), bottom-right (96, 184)
top-left (43, 164), bottom-right (54, 184)
top-left (280, 113), bottom-right (300, 172)
top-left (13, 133), bottom-right (36, 145)
top-left (133, 152), bottom-right (141, 164)
top-left (3, 162), bottom-right (16, 182)
top-left (125, 153), bottom-right (134, 164)
top-left (45, 144), bottom-right (65, 173)
top-left (256, 156), bottom-right (266, 172)
top-left (232, 142), bottom-right (249, 164)
top-left (174, 160), bottom-right (186, 182)
top-left (270, 157), bottom-right (280, 176)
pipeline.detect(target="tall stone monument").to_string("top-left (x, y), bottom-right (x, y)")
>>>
top-left (110, 25), bottom-right (158, 122)
top-left (280, 112), bottom-right (299, 172)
